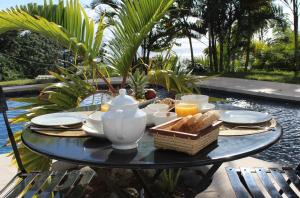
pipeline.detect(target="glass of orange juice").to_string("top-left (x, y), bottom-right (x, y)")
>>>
top-left (98, 91), bottom-right (112, 112)
top-left (175, 100), bottom-right (199, 117)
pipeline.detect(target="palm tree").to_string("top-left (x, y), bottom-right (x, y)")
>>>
top-left (281, 0), bottom-right (300, 74)
top-left (0, 0), bottom-right (174, 171)
top-left (0, 0), bottom-right (174, 92)
top-left (105, 0), bottom-right (174, 87)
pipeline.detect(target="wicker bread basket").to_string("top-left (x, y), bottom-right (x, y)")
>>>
top-left (150, 118), bottom-right (222, 155)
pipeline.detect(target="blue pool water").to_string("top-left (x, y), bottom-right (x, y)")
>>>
top-left (0, 100), bottom-right (28, 154)
top-left (1, 94), bottom-right (300, 166)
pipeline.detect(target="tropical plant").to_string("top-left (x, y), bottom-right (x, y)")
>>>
top-left (0, 0), bottom-right (114, 92)
top-left (158, 169), bottom-right (182, 196)
top-left (128, 69), bottom-right (148, 99)
top-left (148, 49), bottom-right (199, 94)
top-left (8, 67), bottom-right (96, 171)
top-left (0, 30), bottom-right (64, 80)
top-left (0, 0), bottom-right (176, 171)
top-left (105, 0), bottom-right (174, 87)
top-left (281, 0), bottom-right (300, 73)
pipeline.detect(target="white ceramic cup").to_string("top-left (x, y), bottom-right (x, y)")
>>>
top-left (181, 94), bottom-right (209, 110)
top-left (153, 112), bottom-right (177, 126)
top-left (146, 103), bottom-right (169, 112)
top-left (85, 111), bottom-right (103, 130)
top-left (142, 108), bottom-right (157, 126)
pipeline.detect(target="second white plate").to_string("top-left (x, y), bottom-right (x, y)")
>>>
top-left (220, 110), bottom-right (272, 124)
top-left (31, 112), bottom-right (87, 127)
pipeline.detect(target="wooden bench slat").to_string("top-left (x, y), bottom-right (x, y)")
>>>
top-left (283, 168), bottom-right (300, 191)
top-left (37, 171), bottom-right (67, 198)
top-left (240, 167), bottom-right (265, 198)
top-left (270, 168), bottom-right (298, 198)
top-left (255, 168), bottom-right (282, 198)
top-left (23, 172), bottom-right (51, 198)
top-left (5, 173), bottom-right (38, 198)
top-left (226, 167), bottom-right (251, 198)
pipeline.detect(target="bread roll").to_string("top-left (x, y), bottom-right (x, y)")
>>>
top-left (186, 113), bottom-right (202, 128)
top-left (171, 115), bottom-right (191, 131)
top-left (189, 110), bottom-right (220, 133)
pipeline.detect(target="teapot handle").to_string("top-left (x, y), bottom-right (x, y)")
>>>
top-left (114, 109), bottom-right (124, 140)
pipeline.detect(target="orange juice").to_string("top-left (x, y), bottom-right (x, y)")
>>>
top-left (100, 103), bottom-right (110, 112)
top-left (175, 103), bottom-right (199, 117)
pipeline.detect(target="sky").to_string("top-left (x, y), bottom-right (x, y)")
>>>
top-left (0, 0), bottom-right (91, 9)
top-left (0, 0), bottom-right (294, 59)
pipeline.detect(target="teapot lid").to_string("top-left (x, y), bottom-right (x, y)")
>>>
top-left (110, 89), bottom-right (138, 106)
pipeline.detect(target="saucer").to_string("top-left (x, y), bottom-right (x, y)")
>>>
top-left (82, 124), bottom-right (105, 138)
top-left (201, 103), bottom-right (216, 113)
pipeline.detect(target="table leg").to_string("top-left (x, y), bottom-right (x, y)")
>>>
top-left (96, 169), bottom-right (131, 198)
top-left (196, 162), bottom-right (222, 192)
top-left (132, 170), bottom-right (162, 198)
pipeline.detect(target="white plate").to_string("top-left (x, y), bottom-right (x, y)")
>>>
top-left (220, 110), bottom-right (272, 124)
top-left (201, 103), bottom-right (215, 113)
top-left (31, 112), bottom-right (87, 126)
top-left (82, 124), bottom-right (105, 138)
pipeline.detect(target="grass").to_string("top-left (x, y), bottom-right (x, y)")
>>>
top-left (0, 79), bottom-right (38, 87)
top-left (208, 70), bottom-right (300, 84)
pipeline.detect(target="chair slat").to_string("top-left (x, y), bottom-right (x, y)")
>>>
top-left (67, 167), bottom-right (96, 198)
top-left (5, 173), bottom-right (38, 198)
top-left (226, 167), bottom-right (251, 198)
top-left (53, 170), bottom-right (81, 198)
top-left (255, 168), bottom-right (282, 198)
top-left (270, 168), bottom-right (298, 198)
top-left (24, 172), bottom-right (51, 198)
top-left (240, 167), bottom-right (265, 198)
top-left (37, 171), bottom-right (67, 198)
top-left (283, 167), bottom-right (300, 191)
top-left (0, 173), bottom-right (20, 196)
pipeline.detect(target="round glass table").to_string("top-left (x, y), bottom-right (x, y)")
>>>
top-left (21, 103), bottom-right (282, 197)
top-left (22, 126), bottom-right (282, 169)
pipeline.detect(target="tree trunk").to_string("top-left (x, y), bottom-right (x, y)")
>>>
top-left (208, 25), bottom-right (214, 72)
top-left (226, 28), bottom-right (232, 72)
top-left (188, 35), bottom-right (195, 69)
top-left (293, 0), bottom-right (299, 74)
top-left (219, 35), bottom-right (224, 72)
top-left (211, 29), bottom-right (218, 72)
top-left (244, 35), bottom-right (251, 72)
top-left (142, 39), bottom-right (147, 61)
top-left (96, 67), bottom-right (116, 95)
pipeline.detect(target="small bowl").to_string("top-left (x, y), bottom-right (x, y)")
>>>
top-left (153, 112), bottom-right (177, 126)
top-left (146, 103), bottom-right (169, 112)
top-left (141, 108), bottom-right (157, 126)
top-left (201, 103), bottom-right (216, 113)
top-left (181, 94), bottom-right (209, 109)
top-left (85, 111), bottom-right (103, 130)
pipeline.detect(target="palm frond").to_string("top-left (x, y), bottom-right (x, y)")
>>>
top-left (1, 0), bottom-right (106, 66)
top-left (106, 0), bottom-right (174, 83)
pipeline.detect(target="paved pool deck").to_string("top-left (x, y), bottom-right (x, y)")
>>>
top-left (198, 76), bottom-right (300, 103)
top-left (0, 154), bottom-right (284, 197)
top-left (3, 76), bottom-right (300, 103)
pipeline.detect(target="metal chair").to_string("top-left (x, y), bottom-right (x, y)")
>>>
top-left (0, 86), bottom-right (96, 198)
top-left (226, 165), bottom-right (300, 198)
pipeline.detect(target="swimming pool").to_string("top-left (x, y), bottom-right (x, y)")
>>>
top-left (1, 94), bottom-right (299, 166)
top-left (0, 100), bottom-right (27, 154)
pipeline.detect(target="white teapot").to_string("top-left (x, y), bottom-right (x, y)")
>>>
top-left (102, 89), bottom-right (146, 150)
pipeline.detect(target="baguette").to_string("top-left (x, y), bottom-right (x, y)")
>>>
top-left (189, 110), bottom-right (220, 133)
top-left (186, 113), bottom-right (202, 127)
top-left (171, 115), bottom-right (192, 131)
